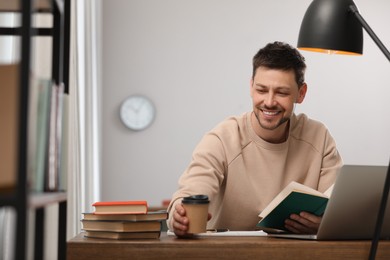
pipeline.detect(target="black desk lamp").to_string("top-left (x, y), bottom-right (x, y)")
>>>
top-left (297, 0), bottom-right (390, 259)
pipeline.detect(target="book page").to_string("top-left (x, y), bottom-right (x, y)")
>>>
top-left (323, 184), bottom-right (334, 197)
top-left (259, 181), bottom-right (327, 218)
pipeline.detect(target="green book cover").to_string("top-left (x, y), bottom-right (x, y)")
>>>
top-left (256, 191), bottom-right (329, 231)
top-left (32, 79), bottom-right (52, 192)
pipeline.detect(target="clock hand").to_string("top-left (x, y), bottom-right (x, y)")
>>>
top-left (133, 100), bottom-right (145, 113)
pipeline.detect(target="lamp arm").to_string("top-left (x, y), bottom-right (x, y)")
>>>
top-left (368, 162), bottom-right (390, 260)
top-left (349, 5), bottom-right (390, 260)
top-left (349, 5), bottom-right (390, 62)
top-left (368, 165), bottom-right (390, 260)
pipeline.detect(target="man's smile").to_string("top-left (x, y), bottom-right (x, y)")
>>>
top-left (260, 108), bottom-right (282, 118)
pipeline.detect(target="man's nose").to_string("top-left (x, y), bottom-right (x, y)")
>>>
top-left (264, 93), bottom-right (276, 107)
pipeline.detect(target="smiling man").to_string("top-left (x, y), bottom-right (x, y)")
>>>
top-left (168, 41), bottom-right (343, 237)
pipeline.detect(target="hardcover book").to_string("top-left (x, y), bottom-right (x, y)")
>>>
top-left (81, 219), bottom-right (162, 232)
top-left (256, 181), bottom-right (330, 232)
top-left (30, 79), bottom-right (52, 192)
top-left (83, 210), bottom-right (168, 221)
top-left (45, 83), bottom-right (64, 191)
top-left (92, 200), bottom-right (148, 214)
top-left (83, 230), bottom-right (161, 240)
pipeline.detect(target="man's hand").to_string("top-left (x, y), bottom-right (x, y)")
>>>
top-left (171, 203), bottom-right (212, 238)
top-left (284, 211), bottom-right (322, 234)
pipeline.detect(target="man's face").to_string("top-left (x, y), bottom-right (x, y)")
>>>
top-left (250, 67), bottom-right (306, 132)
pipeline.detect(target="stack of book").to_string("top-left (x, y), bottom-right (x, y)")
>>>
top-left (81, 200), bottom-right (168, 239)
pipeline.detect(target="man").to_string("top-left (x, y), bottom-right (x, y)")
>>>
top-left (168, 41), bottom-right (343, 237)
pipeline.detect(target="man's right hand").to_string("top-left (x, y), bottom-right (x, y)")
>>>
top-left (171, 203), bottom-right (212, 238)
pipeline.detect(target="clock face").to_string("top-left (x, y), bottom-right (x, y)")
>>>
top-left (120, 95), bottom-right (155, 131)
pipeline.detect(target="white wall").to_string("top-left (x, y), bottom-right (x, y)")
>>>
top-left (101, 0), bottom-right (390, 207)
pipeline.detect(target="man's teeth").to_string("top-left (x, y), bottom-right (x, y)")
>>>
top-left (263, 111), bottom-right (278, 115)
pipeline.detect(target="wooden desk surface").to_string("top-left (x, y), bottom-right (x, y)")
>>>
top-left (67, 232), bottom-right (390, 260)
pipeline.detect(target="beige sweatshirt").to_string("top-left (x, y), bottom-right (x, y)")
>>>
top-left (167, 112), bottom-right (343, 231)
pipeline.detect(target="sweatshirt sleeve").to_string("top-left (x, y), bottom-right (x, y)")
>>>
top-left (167, 131), bottom-right (227, 230)
top-left (318, 129), bottom-right (343, 193)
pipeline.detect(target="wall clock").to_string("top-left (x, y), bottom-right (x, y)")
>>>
top-left (119, 95), bottom-right (156, 131)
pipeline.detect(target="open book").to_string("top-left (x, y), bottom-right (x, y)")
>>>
top-left (256, 181), bottom-right (333, 233)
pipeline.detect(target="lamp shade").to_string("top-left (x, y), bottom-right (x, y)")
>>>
top-left (297, 0), bottom-right (363, 55)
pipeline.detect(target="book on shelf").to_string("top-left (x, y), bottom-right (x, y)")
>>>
top-left (82, 210), bottom-right (168, 221)
top-left (27, 79), bottom-right (67, 192)
top-left (54, 83), bottom-right (65, 190)
top-left (28, 78), bottom-right (52, 192)
top-left (83, 230), bottom-right (161, 240)
top-left (0, 64), bottom-right (19, 192)
top-left (92, 200), bottom-right (148, 214)
top-left (59, 93), bottom-right (69, 191)
top-left (81, 219), bottom-right (162, 232)
top-left (27, 74), bottom-right (40, 191)
top-left (256, 181), bottom-right (330, 232)
top-left (45, 83), bottom-right (65, 191)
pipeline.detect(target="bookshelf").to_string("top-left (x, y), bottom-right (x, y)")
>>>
top-left (0, 0), bottom-right (70, 260)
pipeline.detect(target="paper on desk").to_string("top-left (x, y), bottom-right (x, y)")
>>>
top-left (167, 230), bottom-right (267, 237)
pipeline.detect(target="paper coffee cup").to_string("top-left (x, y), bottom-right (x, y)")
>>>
top-left (182, 195), bottom-right (210, 233)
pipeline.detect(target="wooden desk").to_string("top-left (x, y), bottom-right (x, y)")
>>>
top-left (67, 232), bottom-right (390, 260)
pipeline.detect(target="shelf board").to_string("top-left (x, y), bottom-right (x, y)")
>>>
top-left (0, 0), bottom-right (51, 12)
top-left (1, 191), bottom-right (67, 208)
top-left (29, 192), bottom-right (67, 208)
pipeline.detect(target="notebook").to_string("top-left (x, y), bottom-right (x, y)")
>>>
top-left (268, 165), bottom-right (390, 240)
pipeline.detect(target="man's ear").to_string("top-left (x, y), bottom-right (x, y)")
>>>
top-left (296, 83), bottom-right (307, 104)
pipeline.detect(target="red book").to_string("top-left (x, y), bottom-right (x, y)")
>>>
top-left (92, 201), bottom-right (148, 215)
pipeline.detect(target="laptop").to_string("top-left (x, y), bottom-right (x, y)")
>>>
top-left (269, 165), bottom-right (390, 240)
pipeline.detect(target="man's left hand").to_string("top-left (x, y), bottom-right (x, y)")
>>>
top-left (284, 211), bottom-right (322, 234)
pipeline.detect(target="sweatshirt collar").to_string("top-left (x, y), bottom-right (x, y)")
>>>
top-left (246, 112), bottom-right (296, 150)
